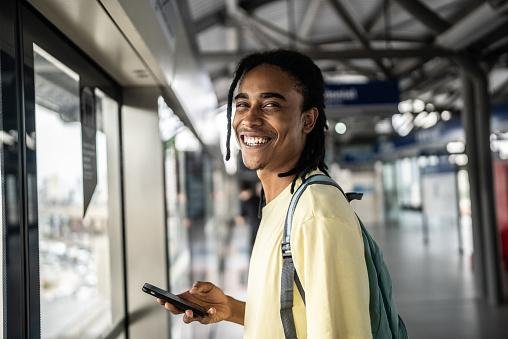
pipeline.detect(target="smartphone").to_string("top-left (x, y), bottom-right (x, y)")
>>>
top-left (142, 283), bottom-right (208, 317)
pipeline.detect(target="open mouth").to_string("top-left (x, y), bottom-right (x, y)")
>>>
top-left (240, 134), bottom-right (272, 148)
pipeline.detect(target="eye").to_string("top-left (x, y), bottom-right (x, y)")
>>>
top-left (235, 101), bottom-right (249, 109)
top-left (262, 102), bottom-right (280, 109)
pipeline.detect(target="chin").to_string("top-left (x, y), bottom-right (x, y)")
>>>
top-left (244, 163), bottom-right (262, 171)
top-left (242, 158), bottom-right (263, 171)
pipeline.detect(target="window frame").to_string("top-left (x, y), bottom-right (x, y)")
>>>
top-left (3, 1), bottom-right (129, 338)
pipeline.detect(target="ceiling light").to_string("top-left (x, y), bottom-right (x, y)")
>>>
top-left (417, 156), bottom-right (428, 167)
top-left (429, 156), bottom-right (439, 166)
top-left (455, 154), bottom-right (468, 166)
top-left (335, 122), bottom-right (347, 134)
top-left (414, 111), bottom-right (428, 128)
top-left (446, 141), bottom-right (465, 154)
top-left (412, 99), bottom-right (425, 113)
top-left (441, 110), bottom-right (452, 121)
top-left (397, 120), bottom-right (414, 137)
top-left (392, 114), bottom-right (405, 129)
top-left (423, 111), bottom-right (439, 129)
top-left (398, 100), bottom-right (413, 113)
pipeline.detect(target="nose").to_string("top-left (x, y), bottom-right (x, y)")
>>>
top-left (240, 106), bottom-right (263, 128)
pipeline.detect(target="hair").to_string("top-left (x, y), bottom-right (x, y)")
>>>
top-left (239, 180), bottom-right (254, 192)
top-left (225, 49), bottom-right (329, 193)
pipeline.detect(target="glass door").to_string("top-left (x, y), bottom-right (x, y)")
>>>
top-left (21, 4), bottom-right (125, 338)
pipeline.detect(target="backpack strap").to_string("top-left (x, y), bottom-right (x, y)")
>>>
top-left (280, 175), bottom-right (360, 339)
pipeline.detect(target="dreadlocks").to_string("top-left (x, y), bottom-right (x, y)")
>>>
top-left (225, 49), bottom-right (329, 193)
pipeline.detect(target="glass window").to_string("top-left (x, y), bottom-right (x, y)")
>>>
top-left (34, 44), bottom-right (123, 338)
top-left (159, 98), bottom-right (192, 339)
top-left (0, 46), bottom-right (4, 339)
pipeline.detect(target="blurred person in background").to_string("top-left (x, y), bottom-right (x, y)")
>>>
top-left (236, 181), bottom-right (261, 253)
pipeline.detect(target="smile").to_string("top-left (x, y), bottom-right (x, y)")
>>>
top-left (240, 135), bottom-right (272, 148)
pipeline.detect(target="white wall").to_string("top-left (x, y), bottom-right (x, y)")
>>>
top-left (122, 88), bottom-right (169, 338)
top-left (421, 171), bottom-right (459, 229)
top-left (331, 165), bottom-right (383, 226)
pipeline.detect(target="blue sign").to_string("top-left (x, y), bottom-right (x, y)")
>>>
top-left (325, 80), bottom-right (399, 107)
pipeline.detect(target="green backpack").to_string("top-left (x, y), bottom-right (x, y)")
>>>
top-left (280, 174), bottom-right (408, 339)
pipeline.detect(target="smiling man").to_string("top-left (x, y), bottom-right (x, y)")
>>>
top-left (158, 50), bottom-right (372, 338)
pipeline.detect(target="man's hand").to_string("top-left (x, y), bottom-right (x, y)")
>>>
top-left (156, 281), bottom-right (234, 325)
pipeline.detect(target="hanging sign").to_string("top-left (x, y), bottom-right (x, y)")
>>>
top-left (80, 86), bottom-right (97, 217)
top-left (325, 80), bottom-right (400, 106)
top-left (325, 80), bottom-right (400, 117)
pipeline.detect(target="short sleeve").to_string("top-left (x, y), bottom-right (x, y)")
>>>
top-left (292, 214), bottom-right (372, 338)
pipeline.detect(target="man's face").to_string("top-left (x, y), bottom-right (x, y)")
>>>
top-left (233, 64), bottom-right (316, 173)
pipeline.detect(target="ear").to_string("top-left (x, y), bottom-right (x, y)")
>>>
top-left (301, 107), bottom-right (318, 134)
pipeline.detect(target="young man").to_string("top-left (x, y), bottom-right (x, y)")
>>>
top-left (158, 50), bottom-right (371, 338)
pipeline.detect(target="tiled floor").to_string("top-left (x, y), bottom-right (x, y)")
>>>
top-left (212, 222), bottom-right (249, 339)
top-left (369, 211), bottom-right (508, 339)
top-left (187, 211), bottom-right (508, 339)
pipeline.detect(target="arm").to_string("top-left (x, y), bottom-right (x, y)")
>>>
top-left (157, 281), bottom-right (245, 325)
top-left (293, 215), bottom-right (372, 338)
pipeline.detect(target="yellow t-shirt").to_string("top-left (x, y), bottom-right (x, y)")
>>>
top-left (244, 174), bottom-right (372, 339)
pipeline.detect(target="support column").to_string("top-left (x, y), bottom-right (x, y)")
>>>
top-left (460, 70), bottom-right (486, 298)
top-left (458, 55), bottom-right (503, 305)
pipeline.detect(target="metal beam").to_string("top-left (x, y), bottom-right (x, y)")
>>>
top-left (238, 0), bottom-right (279, 12)
top-left (392, 0), bottom-right (451, 34)
top-left (393, 57), bottom-right (433, 77)
top-left (193, 0), bottom-right (280, 33)
top-left (299, 0), bottom-right (322, 38)
top-left (226, 14), bottom-right (277, 49)
top-left (248, 14), bottom-right (316, 47)
top-left (200, 47), bottom-right (454, 62)
top-left (194, 7), bottom-right (227, 33)
top-left (436, 2), bottom-right (508, 50)
top-left (363, 0), bottom-right (387, 32)
top-left (400, 61), bottom-right (452, 92)
top-left (175, 0), bottom-right (200, 53)
top-left (314, 32), bottom-right (430, 45)
top-left (233, 12), bottom-right (383, 78)
top-left (327, 0), bottom-right (392, 78)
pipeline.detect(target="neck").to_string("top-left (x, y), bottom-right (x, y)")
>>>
top-left (257, 169), bottom-right (295, 204)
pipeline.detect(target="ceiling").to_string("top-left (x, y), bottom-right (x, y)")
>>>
top-left (175, 0), bottom-right (508, 144)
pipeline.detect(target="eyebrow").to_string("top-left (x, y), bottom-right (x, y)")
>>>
top-left (234, 92), bottom-right (287, 101)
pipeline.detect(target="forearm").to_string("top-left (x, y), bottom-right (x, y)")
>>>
top-left (226, 296), bottom-right (245, 325)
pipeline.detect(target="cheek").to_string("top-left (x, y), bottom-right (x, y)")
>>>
top-left (232, 116), bottom-right (240, 132)
top-left (279, 118), bottom-right (302, 139)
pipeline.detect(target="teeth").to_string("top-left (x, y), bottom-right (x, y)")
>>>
top-left (244, 136), bottom-right (269, 146)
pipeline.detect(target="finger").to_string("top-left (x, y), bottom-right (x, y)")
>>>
top-left (201, 307), bottom-right (217, 324)
top-left (156, 298), bottom-right (165, 305)
top-left (208, 307), bottom-right (217, 317)
top-left (164, 302), bottom-right (183, 315)
top-left (189, 281), bottom-right (214, 294)
top-left (192, 307), bottom-right (218, 325)
top-left (182, 310), bottom-right (195, 324)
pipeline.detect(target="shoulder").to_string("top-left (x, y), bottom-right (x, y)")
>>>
top-left (290, 184), bottom-right (364, 254)
top-left (294, 182), bottom-right (356, 223)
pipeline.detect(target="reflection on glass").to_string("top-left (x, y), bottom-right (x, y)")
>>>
top-left (0, 51), bottom-right (4, 339)
top-left (34, 45), bottom-right (114, 338)
top-left (160, 98), bottom-right (192, 339)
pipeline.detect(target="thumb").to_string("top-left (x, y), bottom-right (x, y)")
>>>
top-left (190, 281), bottom-right (214, 294)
